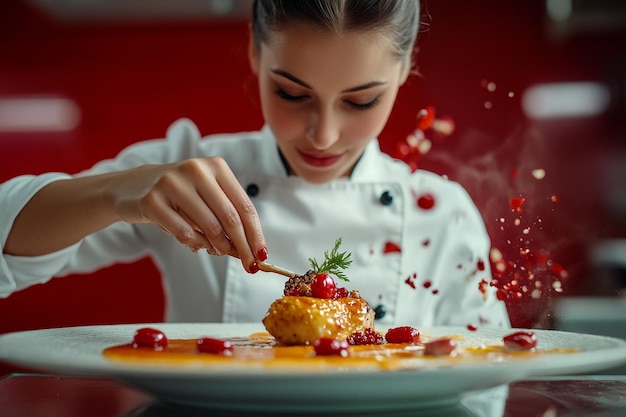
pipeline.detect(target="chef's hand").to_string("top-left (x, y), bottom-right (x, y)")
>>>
top-left (110, 157), bottom-right (267, 273)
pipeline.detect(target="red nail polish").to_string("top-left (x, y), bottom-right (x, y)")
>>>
top-left (249, 261), bottom-right (260, 274)
top-left (257, 247), bottom-right (269, 261)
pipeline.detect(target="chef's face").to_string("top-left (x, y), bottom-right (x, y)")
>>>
top-left (249, 23), bottom-right (410, 184)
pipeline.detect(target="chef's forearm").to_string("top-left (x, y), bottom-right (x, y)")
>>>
top-left (3, 174), bottom-right (120, 257)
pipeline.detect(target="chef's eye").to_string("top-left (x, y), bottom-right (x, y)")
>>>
top-left (346, 97), bottom-right (380, 111)
top-left (275, 88), bottom-right (308, 103)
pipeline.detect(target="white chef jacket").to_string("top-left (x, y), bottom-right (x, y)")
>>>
top-left (0, 119), bottom-right (510, 328)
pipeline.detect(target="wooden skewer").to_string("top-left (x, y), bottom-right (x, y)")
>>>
top-left (227, 250), bottom-right (297, 278)
top-left (258, 261), bottom-right (297, 279)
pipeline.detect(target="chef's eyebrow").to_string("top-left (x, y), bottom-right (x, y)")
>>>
top-left (271, 69), bottom-right (388, 93)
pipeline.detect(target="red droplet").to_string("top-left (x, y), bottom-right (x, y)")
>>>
top-left (550, 263), bottom-right (568, 279)
top-left (431, 289), bottom-right (439, 295)
top-left (383, 241), bottom-right (402, 254)
top-left (478, 278), bottom-right (488, 294)
top-left (396, 141), bottom-right (411, 157)
top-left (417, 193), bottom-right (436, 210)
top-left (476, 259), bottom-right (485, 271)
top-left (509, 196), bottom-right (526, 211)
top-left (423, 280), bottom-right (432, 289)
top-left (416, 105), bottom-right (436, 131)
top-left (422, 239), bottom-right (431, 247)
top-left (467, 324), bottom-right (478, 331)
top-left (405, 275), bottom-right (416, 289)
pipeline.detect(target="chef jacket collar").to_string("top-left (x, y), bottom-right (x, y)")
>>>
top-left (260, 124), bottom-right (387, 183)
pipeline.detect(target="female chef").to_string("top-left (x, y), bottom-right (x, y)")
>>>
top-left (0, 0), bottom-right (510, 327)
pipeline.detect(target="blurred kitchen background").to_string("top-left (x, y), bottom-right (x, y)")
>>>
top-left (0, 0), bottom-right (625, 338)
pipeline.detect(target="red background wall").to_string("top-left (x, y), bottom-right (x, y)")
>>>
top-left (1, 0), bottom-right (625, 359)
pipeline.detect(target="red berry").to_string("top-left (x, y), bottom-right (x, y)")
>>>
top-left (286, 288), bottom-right (303, 296)
top-left (334, 287), bottom-right (349, 299)
top-left (423, 338), bottom-right (457, 356)
top-left (385, 326), bottom-right (420, 344)
top-left (347, 328), bottom-right (385, 345)
top-left (197, 337), bottom-right (234, 355)
top-left (313, 338), bottom-right (349, 357)
top-left (132, 327), bottom-right (168, 350)
top-left (311, 273), bottom-right (337, 299)
top-left (503, 331), bottom-right (537, 351)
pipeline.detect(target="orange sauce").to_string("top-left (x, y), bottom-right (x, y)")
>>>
top-left (103, 331), bottom-right (576, 371)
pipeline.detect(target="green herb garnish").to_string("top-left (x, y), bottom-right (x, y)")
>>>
top-left (308, 238), bottom-right (352, 282)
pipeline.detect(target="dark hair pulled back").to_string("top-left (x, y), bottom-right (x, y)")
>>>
top-left (251, 0), bottom-right (420, 60)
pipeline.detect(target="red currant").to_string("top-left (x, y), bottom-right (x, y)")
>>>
top-left (313, 338), bottom-right (349, 357)
top-left (334, 287), bottom-right (349, 299)
top-left (286, 288), bottom-right (303, 296)
top-left (197, 337), bottom-right (234, 355)
top-left (347, 328), bottom-right (385, 345)
top-left (311, 273), bottom-right (337, 299)
top-left (423, 338), bottom-right (457, 356)
top-left (132, 327), bottom-right (168, 350)
top-left (503, 331), bottom-right (537, 351)
top-left (385, 326), bottom-right (420, 344)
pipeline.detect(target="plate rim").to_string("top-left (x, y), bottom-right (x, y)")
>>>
top-left (1, 322), bottom-right (626, 378)
top-left (2, 323), bottom-right (626, 412)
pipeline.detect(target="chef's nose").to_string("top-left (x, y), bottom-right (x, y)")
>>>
top-left (306, 109), bottom-right (340, 150)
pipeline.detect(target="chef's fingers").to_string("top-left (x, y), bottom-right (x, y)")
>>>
top-left (178, 211), bottom-right (223, 256)
top-left (146, 193), bottom-right (212, 252)
top-left (128, 162), bottom-right (230, 256)
top-left (158, 159), bottom-right (241, 262)
top-left (179, 189), bottom-right (241, 262)
top-left (199, 157), bottom-right (267, 273)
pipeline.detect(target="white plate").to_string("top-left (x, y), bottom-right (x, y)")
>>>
top-left (1, 323), bottom-right (626, 414)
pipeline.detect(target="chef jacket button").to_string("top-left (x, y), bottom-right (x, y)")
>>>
top-left (374, 304), bottom-right (386, 320)
top-left (379, 190), bottom-right (393, 206)
top-left (246, 183), bottom-right (260, 197)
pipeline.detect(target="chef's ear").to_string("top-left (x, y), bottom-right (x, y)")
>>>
top-left (248, 24), bottom-right (259, 76)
